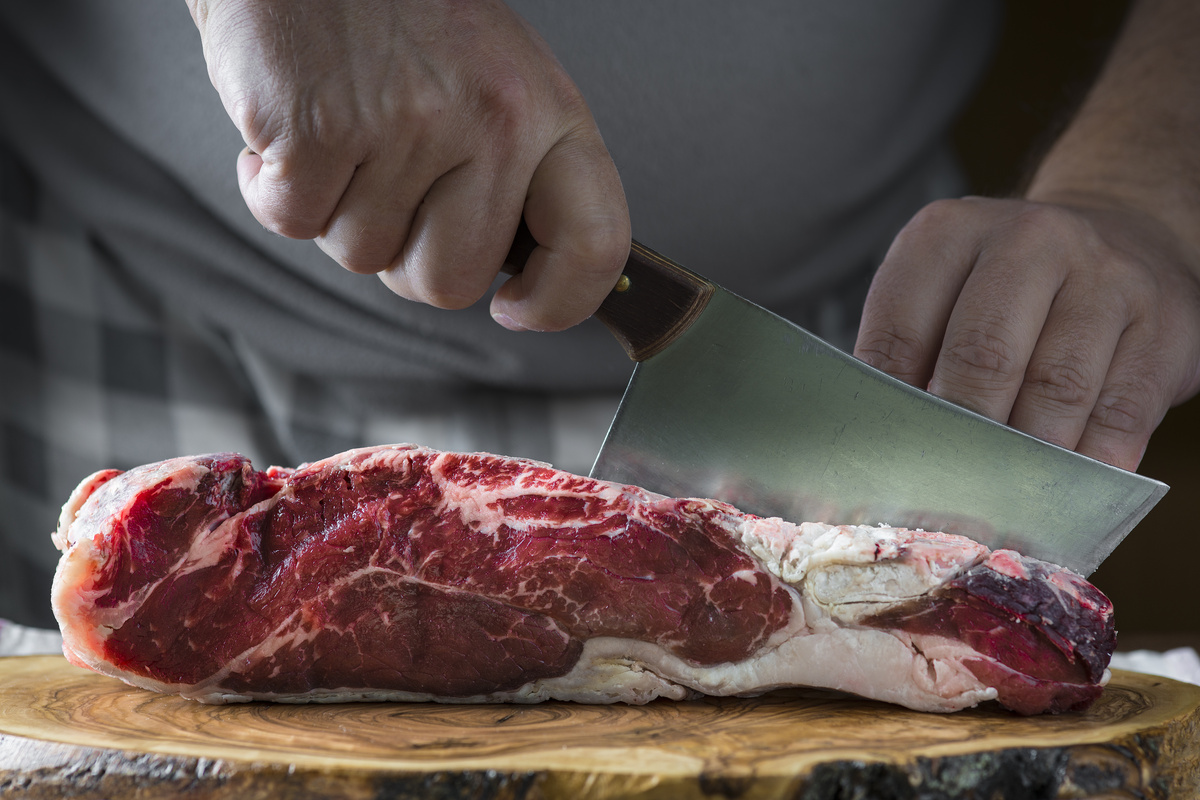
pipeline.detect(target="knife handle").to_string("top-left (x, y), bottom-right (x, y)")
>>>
top-left (503, 220), bottom-right (715, 361)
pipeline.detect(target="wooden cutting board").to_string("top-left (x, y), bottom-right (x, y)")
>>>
top-left (1, 655), bottom-right (1198, 799)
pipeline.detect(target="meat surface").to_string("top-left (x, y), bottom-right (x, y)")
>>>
top-left (51, 445), bottom-right (1115, 714)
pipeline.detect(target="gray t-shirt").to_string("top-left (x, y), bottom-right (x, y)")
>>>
top-left (0, 1), bottom-right (997, 383)
top-left (0, 2), bottom-right (998, 626)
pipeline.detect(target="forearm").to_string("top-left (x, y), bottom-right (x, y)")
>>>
top-left (1027, 0), bottom-right (1200, 254)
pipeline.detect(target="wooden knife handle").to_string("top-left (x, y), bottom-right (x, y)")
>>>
top-left (503, 220), bottom-right (715, 362)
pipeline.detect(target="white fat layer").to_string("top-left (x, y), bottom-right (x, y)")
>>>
top-left (164, 628), bottom-right (997, 711)
top-left (735, 519), bottom-right (980, 624)
top-left (806, 562), bottom-right (943, 623)
top-left (54, 469), bottom-right (119, 552)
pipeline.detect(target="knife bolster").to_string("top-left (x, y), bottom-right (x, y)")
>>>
top-left (504, 220), bottom-right (714, 363)
top-left (595, 241), bottom-right (715, 362)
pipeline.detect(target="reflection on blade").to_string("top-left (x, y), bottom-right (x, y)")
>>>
top-left (590, 289), bottom-right (1167, 577)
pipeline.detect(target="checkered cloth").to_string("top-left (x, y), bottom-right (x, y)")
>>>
top-left (0, 142), bottom-right (621, 628)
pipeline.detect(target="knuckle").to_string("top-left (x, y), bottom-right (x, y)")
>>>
top-left (1022, 356), bottom-right (1095, 412)
top-left (284, 105), bottom-right (359, 159)
top-left (224, 88), bottom-right (268, 143)
top-left (482, 65), bottom-right (537, 113)
top-left (474, 66), bottom-right (539, 144)
top-left (320, 220), bottom-right (404, 276)
top-left (938, 326), bottom-right (1021, 389)
top-left (854, 326), bottom-right (927, 379)
top-left (1002, 203), bottom-right (1098, 256)
top-left (408, 262), bottom-right (491, 311)
top-left (331, 246), bottom-right (394, 276)
top-left (1077, 357), bottom-right (1172, 469)
top-left (251, 142), bottom-right (358, 240)
top-left (911, 198), bottom-right (964, 227)
top-left (1008, 203), bottom-right (1076, 237)
top-left (252, 185), bottom-right (325, 240)
top-left (424, 286), bottom-right (482, 311)
top-left (894, 199), bottom-right (964, 245)
top-left (472, 59), bottom-right (590, 160)
top-left (1103, 255), bottom-right (1159, 317)
top-left (1089, 377), bottom-right (1161, 440)
top-left (565, 216), bottom-right (630, 279)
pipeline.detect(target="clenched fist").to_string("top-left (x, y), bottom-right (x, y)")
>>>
top-left (186, 0), bottom-right (630, 331)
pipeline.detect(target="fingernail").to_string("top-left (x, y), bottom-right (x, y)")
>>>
top-left (492, 312), bottom-right (528, 332)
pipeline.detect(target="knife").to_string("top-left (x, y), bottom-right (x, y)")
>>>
top-left (505, 223), bottom-right (1168, 576)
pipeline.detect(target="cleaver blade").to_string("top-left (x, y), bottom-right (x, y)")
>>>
top-left (507, 225), bottom-right (1168, 576)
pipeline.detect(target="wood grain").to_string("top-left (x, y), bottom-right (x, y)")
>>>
top-left (1, 655), bottom-right (1197, 799)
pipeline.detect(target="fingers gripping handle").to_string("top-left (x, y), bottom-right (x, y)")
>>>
top-left (503, 220), bottom-right (715, 362)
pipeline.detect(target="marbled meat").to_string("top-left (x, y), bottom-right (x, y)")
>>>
top-left (50, 445), bottom-right (1115, 714)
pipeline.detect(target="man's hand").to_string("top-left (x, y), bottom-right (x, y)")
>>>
top-left (854, 195), bottom-right (1200, 471)
top-left (855, 0), bottom-right (1200, 470)
top-left (185, 0), bottom-right (630, 332)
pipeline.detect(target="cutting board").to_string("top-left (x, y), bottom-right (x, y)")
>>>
top-left (1, 655), bottom-right (1198, 799)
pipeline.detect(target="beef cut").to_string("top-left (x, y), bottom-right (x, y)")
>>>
top-left (51, 445), bottom-right (1115, 714)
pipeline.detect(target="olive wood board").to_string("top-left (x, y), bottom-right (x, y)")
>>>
top-left (0, 655), bottom-right (1198, 799)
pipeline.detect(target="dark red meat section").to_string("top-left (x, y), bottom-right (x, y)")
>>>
top-left (95, 451), bottom-right (794, 697)
top-left (863, 551), bottom-right (1116, 714)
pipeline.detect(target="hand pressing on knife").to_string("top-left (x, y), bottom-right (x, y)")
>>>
top-left (855, 0), bottom-right (1200, 472)
top-left (184, 0), bottom-right (630, 333)
top-left (854, 195), bottom-right (1200, 472)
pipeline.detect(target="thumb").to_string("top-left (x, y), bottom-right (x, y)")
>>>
top-left (491, 130), bottom-right (630, 331)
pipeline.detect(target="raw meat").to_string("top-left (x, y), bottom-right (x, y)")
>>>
top-left (50, 445), bottom-right (1115, 714)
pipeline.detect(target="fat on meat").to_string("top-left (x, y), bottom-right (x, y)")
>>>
top-left (50, 445), bottom-right (1115, 715)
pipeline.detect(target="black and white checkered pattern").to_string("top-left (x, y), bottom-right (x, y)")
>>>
top-left (1, 144), bottom-right (270, 625)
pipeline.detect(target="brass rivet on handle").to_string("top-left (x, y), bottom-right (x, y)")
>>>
top-left (614, 274), bottom-right (631, 293)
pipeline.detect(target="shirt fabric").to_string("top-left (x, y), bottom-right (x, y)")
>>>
top-left (0, 1), bottom-right (999, 626)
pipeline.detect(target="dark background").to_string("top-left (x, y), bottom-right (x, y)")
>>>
top-left (952, 0), bottom-right (1198, 645)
